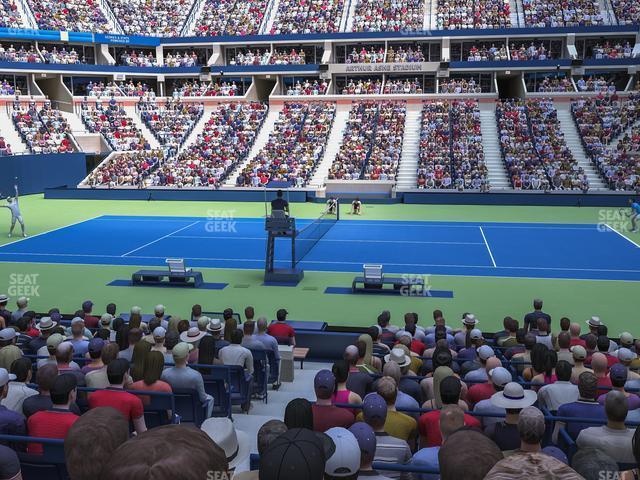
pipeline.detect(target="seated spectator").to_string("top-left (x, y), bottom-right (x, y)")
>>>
top-left (41, 45), bottom-right (85, 64)
top-left (554, 371), bottom-right (606, 441)
top-left (356, 393), bottom-right (411, 479)
top-left (267, 308), bottom-right (296, 345)
top-left (387, 45), bottom-right (426, 63)
top-left (128, 351), bottom-right (172, 406)
top-left (229, 49), bottom-right (270, 66)
top-left (577, 390), bottom-right (635, 463)
top-left (2, 358), bottom-right (37, 414)
top-left (597, 363), bottom-right (640, 410)
top-left (64, 406), bottom-right (130, 480)
top-left (269, 48), bottom-right (307, 65)
top-left (28, 0), bottom-right (112, 33)
top-left (22, 364), bottom-right (81, 418)
top-left (119, 50), bottom-right (159, 67)
top-left (591, 352), bottom-right (613, 395)
top-left (473, 366), bottom-right (512, 431)
top-left (312, 370), bottom-right (355, 432)
top-left (537, 360), bottom-right (579, 412)
top-left (87, 358), bottom-right (147, 435)
top-left (0, 368), bottom-right (25, 436)
top-left (286, 79), bottom-right (328, 96)
top-left (332, 360), bottom-right (363, 409)
top-left (270, 0), bottom-right (344, 34)
top-left (219, 328), bottom-right (254, 375)
top-left (259, 428), bottom-right (329, 480)
top-left (485, 406), bottom-right (582, 478)
top-left (438, 428), bottom-right (503, 480)
top-left (86, 343), bottom-right (123, 389)
top-left (570, 346), bottom-right (593, 383)
top-left (284, 398), bottom-right (314, 430)
top-left (486, 382), bottom-right (537, 451)
top-left (27, 374), bottom-right (79, 454)
top-left (161, 342), bottom-right (213, 417)
top-left (0, 328), bottom-right (21, 372)
top-left (346, 46), bottom-right (385, 63)
top-left (523, 0), bottom-right (603, 26)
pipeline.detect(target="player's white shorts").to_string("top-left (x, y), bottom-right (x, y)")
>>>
top-left (12, 215), bottom-right (24, 225)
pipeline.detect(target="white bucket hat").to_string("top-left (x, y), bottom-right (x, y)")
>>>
top-left (200, 418), bottom-right (250, 469)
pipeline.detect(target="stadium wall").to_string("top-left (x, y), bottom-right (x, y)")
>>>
top-left (1, 154), bottom-right (87, 196)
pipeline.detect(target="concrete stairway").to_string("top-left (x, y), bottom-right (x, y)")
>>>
top-left (508, 0), bottom-right (520, 26)
top-left (223, 105), bottom-right (282, 186)
top-left (0, 109), bottom-right (28, 154)
top-left (395, 104), bottom-right (422, 190)
top-left (308, 104), bottom-right (350, 187)
top-left (59, 110), bottom-right (89, 135)
top-left (181, 0), bottom-right (209, 36)
top-left (479, 103), bottom-right (511, 189)
top-left (260, 0), bottom-right (282, 34)
top-left (555, 104), bottom-right (608, 190)
top-left (123, 105), bottom-right (161, 151)
top-left (340, 0), bottom-right (357, 31)
top-left (597, 0), bottom-right (617, 24)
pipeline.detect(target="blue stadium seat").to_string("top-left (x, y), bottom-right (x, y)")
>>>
top-left (0, 434), bottom-right (67, 480)
top-left (249, 349), bottom-right (269, 403)
top-left (172, 388), bottom-right (207, 427)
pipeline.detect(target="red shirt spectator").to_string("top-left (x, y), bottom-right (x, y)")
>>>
top-left (418, 410), bottom-right (481, 447)
top-left (466, 382), bottom-right (495, 408)
top-left (27, 410), bottom-right (79, 454)
top-left (312, 404), bottom-right (355, 432)
top-left (88, 388), bottom-right (144, 423)
top-left (267, 310), bottom-right (296, 346)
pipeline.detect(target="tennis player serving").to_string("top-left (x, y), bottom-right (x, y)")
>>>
top-left (630, 198), bottom-right (640, 233)
top-left (2, 185), bottom-right (26, 237)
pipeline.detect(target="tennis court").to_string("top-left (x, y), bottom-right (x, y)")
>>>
top-left (0, 214), bottom-right (639, 282)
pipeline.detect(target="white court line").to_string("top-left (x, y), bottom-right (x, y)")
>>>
top-left (2, 251), bottom-right (640, 274)
top-left (605, 223), bottom-right (640, 249)
top-left (479, 227), bottom-right (497, 267)
top-left (120, 221), bottom-right (200, 257)
top-left (171, 235), bottom-right (486, 246)
top-left (0, 215), bottom-right (104, 250)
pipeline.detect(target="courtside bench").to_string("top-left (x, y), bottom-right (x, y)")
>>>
top-left (351, 275), bottom-right (425, 294)
top-left (132, 258), bottom-right (203, 287)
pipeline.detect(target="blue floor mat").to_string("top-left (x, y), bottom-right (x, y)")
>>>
top-left (107, 279), bottom-right (228, 290)
top-left (324, 286), bottom-right (454, 298)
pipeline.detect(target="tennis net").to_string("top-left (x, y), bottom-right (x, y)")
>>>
top-left (294, 202), bottom-right (339, 265)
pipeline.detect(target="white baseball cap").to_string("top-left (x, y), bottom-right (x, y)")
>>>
top-left (324, 427), bottom-right (361, 478)
top-left (0, 368), bottom-right (16, 387)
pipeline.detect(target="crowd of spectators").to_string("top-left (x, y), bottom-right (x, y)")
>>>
top-left (329, 101), bottom-right (405, 180)
top-left (387, 45), bottom-right (425, 63)
top-left (285, 79), bottom-right (328, 95)
top-left (0, 44), bottom-right (41, 63)
top-left (497, 99), bottom-right (550, 189)
top-left (228, 49), bottom-right (270, 66)
top-left (588, 41), bottom-right (635, 59)
top-left (270, 0), bottom-right (344, 34)
top-left (576, 76), bottom-right (618, 94)
top-left (194, 0), bottom-right (267, 37)
top-left (535, 77), bottom-right (574, 93)
top-left (341, 78), bottom-right (382, 95)
top-left (86, 81), bottom-right (125, 98)
top-left (611, 0), bottom-right (640, 25)
top-left (27, 0), bottom-right (112, 32)
top-left (510, 42), bottom-right (558, 61)
top-left (172, 80), bottom-right (240, 97)
top-left (87, 150), bottom-right (164, 186)
top-left (462, 43), bottom-right (508, 61)
top-left (363, 101), bottom-right (406, 180)
top-left (238, 102), bottom-right (335, 187)
top-left (522, 0), bottom-right (604, 27)
top-left (436, 0), bottom-right (511, 29)
top-left (164, 51), bottom-right (200, 67)
top-left (439, 78), bottom-right (482, 94)
top-left (0, 0), bottom-right (23, 28)
top-left (11, 101), bottom-right (73, 154)
top-left (572, 94), bottom-right (640, 190)
top-left (108, 0), bottom-right (192, 36)
top-left (40, 46), bottom-right (85, 64)
top-left (119, 50), bottom-right (160, 68)
top-left (0, 79), bottom-right (20, 95)
top-left (417, 100), bottom-right (487, 189)
top-left (346, 46), bottom-right (385, 64)
top-left (138, 100), bottom-right (204, 153)
top-left (153, 102), bottom-right (267, 187)
top-left (528, 98), bottom-right (588, 190)
top-left (351, 0), bottom-right (424, 32)
top-left (383, 78), bottom-right (422, 94)
top-left (119, 81), bottom-right (156, 99)
top-left (328, 101), bottom-right (378, 180)
top-left (4, 295), bottom-right (640, 479)
top-left (81, 99), bottom-right (151, 151)
top-left (269, 48), bottom-right (307, 65)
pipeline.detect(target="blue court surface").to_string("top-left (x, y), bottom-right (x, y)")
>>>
top-left (0, 215), bottom-right (639, 282)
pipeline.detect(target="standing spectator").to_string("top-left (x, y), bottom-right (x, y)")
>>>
top-left (161, 342), bottom-right (213, 417)
top-left (267, 309), bottom-right (296, 346)
top-left (523, 299), bottom-right (551, 332)
top-left (577, 390), bottom-right (635, 463)
top-left (360, 393), bottom-right (411, 480)
top-left (537, 360), bottom-right (579, 412)
top-left (312, 370), bottom-right (354, 432)
top-left (2, 358), bottom-right (37, 414)
top-left (486, 382), bottom-right (537, 451)
top-left (87, 358), bottom-right (147, 435)
top-left (0, 368), bottom-right (25, 436)
top-left (554, 372), bottom-right (606, 441)
top-left (0, 329), bottom-right (21, 372)
top-left (27, 374), bottom-right (79, 454)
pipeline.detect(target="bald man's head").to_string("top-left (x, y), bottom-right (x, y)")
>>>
top-left (382, 361), bottom-right (401, 385)
top-left (440, 405), bottom-right (465, 442)
top-left (485, 356), bottom-right (501, 373)
top-left (344, 345), bottom-right (358, 366)
top-left (591, 352), bottom-right (608, 374)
